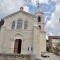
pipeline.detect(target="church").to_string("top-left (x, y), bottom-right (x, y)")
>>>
top-left (0, 2), bottom-right (46, 59)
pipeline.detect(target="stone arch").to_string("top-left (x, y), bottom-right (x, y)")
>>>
top-left (14, 32), bottom-right (24, 38)
top-left (14, 34), bottom-right (22, 40)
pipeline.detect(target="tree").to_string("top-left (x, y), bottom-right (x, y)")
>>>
top-left (0, 18), bottom-right (4, 29)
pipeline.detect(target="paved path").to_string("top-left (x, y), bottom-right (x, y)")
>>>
top-left (41, 53), bottom-right (60, 60)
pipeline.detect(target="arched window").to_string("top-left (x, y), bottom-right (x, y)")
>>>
top-left (17, 19), bottom-right (22, 29)
top-left (39, 25), bottom-right (41, 29)
top-left (11, 21), bottom-right (15, 29)
top-left (24, 21), bottom-right (28, 29)
top-left (38, 16), bottom-right (41, 22)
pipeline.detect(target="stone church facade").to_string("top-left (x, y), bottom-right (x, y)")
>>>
top-left (0, 3), bottom-right (46, 59)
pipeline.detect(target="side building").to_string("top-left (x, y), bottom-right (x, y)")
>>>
top-left (48, 36), bottom-right (60, 55)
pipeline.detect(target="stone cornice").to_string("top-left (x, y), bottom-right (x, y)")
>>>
top-left (5, 29), bottom-right (33, 32)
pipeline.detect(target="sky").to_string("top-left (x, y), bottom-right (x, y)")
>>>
top-left (0, 0), bottom-right (60, 39)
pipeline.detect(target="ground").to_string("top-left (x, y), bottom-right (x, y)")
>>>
top-left (40, 53), bottom-right (60, 60)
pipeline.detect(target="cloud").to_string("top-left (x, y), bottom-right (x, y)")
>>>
top-left (45, 2), bottom-right (60, 36)
top-left (0, 0), bottom-right (30, 19)
top-left (0, 0), bottom-right (58, 20)
top-left (31, 0), bottom-right (49, 6)
top-left (39, 0), bottom-right (49, 4)
top-left (51, 0), bottom-right (60, 2)
top-left (23, 6), bottom-right (30, 12)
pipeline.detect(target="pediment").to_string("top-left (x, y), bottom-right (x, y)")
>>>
top-left (3, 10), bottom-right (36, 20)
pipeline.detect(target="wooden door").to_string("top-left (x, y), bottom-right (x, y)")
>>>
top-left (14, 39), bottom-right (18, 54)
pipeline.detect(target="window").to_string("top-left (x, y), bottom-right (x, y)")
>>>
top-left (17, 19), bottom-right (22, 29)
top-left (11, 21), bottom-right (15, 29)
top-left (31, 47), bottom-right (33, 51)
top-left (38, 16), bottom-right (41, 22)
top-left (39, 25), bottom-right (41, 29)
top-left (24, 21), bottom-right (28, 29)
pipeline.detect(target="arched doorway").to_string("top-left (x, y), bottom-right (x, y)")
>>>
top-left (14, 39), bottom-right (22, 54)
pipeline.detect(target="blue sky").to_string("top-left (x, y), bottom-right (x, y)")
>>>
top-left (0, 0), bottom-right (60, 39)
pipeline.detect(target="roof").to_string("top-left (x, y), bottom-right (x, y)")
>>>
top-left (3, 10), bottom-right (36, 20)
top-left (48, 36), bottom-right (60, 39)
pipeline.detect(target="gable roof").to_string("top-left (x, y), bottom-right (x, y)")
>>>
top-left (3, 10), bottom-right (36, 20)
top-left (48, 36), bottom-right (60, 39)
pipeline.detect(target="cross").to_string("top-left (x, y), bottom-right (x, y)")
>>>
top-left (36, 0), bottom-right (40, 7)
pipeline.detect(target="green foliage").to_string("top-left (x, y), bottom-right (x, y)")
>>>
top-left (0, 18), bottom-right (4, 28)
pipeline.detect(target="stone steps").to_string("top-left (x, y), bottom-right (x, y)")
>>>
top-left (0, 53), bottom-right (37, 60)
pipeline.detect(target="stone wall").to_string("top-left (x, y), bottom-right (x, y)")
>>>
top-left (0, 53), bottom-right (35, 60)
